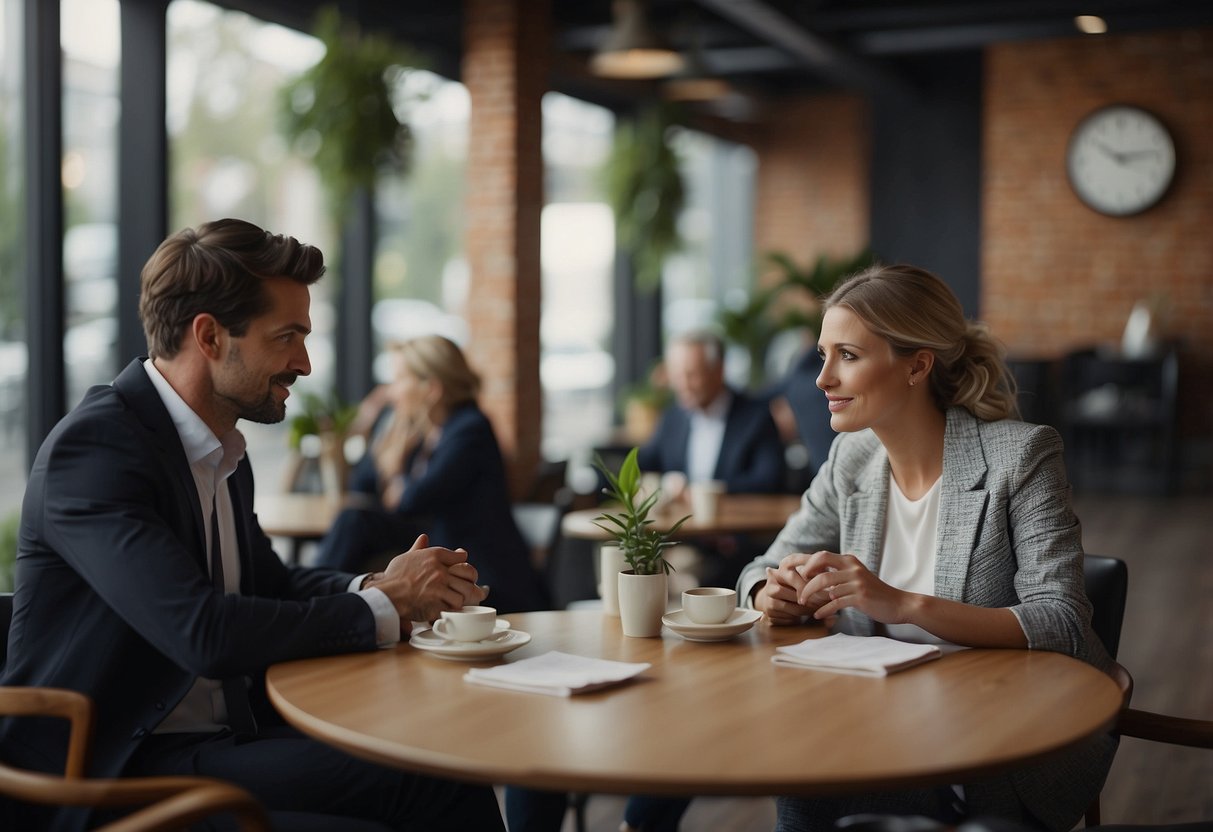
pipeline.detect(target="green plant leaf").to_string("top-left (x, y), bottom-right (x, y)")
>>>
top-left (588, 446), bottom-right (679, 575)
top-left (603, 104), bottom-right (686, 292)
top-left (278, 5), bottom-right (426, 223)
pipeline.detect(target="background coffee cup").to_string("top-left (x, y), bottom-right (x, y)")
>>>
top-left (682, 587), bottom-right (737, 624)
top-left (689, 480), bottom-right (726, 522)
top-left (432, 605), bottom-right (497, 642)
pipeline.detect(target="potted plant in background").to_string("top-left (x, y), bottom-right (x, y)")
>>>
top-left (618, 359), bottom-right (671, 445)
top-left (593, 448), bottom-right (688, 636)
top-left (718, 248), bottom-right (877, 388)
top-left (0, 510), bottom-right (18, 592)
top-left (285, 391), bottom-right (358, 497)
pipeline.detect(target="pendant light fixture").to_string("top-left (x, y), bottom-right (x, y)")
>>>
top-left (591, 0), bottom-right (685, 80)
top-left (663, 15), bottom-right (730, 101)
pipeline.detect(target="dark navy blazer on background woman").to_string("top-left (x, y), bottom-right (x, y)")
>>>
top-left (318, 401), bottom-right (547, 614)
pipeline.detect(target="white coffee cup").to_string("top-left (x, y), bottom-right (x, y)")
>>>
top-left (689, 480), bottom-right (725, 523)
top-left (432, 605), bottom-right (497, 642)
top-left (682, 587), bottom-right (737, 625)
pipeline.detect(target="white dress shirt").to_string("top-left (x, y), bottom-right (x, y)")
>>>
top-left (142, 360), bottom-right (398, 733)
top-left (685, 390), bottom-right (731, 484)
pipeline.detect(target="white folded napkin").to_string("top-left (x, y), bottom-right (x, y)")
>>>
top-left (772, 633), bottom-right (942, 676)
top-left (464, 651), bottom-right (651, 697)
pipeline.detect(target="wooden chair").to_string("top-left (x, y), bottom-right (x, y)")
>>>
top-left (0, 685), bottom-right (270, 831)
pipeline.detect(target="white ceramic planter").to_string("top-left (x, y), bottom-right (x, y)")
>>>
top-left (617, 570), bottom-right (667, 637)
top-left (598, 544), bottom-right (627, 617)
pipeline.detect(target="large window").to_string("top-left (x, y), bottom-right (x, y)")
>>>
top-left (62, 0), bottom-right (120, 409)
top-left (0, 0), bottom-right (25, 565)
top-left (541, 92), bottom-right (616, 458)
top-left (662, 129), bottom-right (756, 386)
top-left (372, 71), bottom-right (469, 383)
top-left (168, 0), bottom-right (333, 487)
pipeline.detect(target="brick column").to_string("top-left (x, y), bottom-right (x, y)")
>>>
top-left (751, 93), bottom-right (870, 273)
top-left (463, 0), bottom-right (548, 498)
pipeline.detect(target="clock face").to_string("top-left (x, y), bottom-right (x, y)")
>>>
top-left (1066, 105), bottom-right (1176, 217)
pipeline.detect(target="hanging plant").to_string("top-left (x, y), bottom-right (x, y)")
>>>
top-left (279, 5), bottom-right (425, 221)
top-left (604, 105), bottom-right (686, 292)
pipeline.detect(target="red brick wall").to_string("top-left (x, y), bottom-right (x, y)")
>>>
top-left (750, 93), bottom-right (871, 281)
top-left (463, 0), bottom-right (547, 497)
top-left (983, 28), bottom-right (1213, 434)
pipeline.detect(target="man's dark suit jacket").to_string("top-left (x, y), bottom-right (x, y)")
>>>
top-left (636, 389), bottom-right (786, 493)
top-left (0, 360), bottom-right (376, 786)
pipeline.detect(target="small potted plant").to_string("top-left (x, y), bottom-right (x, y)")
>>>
top-left (285, 391), bottom-right (358, 496)
top-left (594, 448), bottom-right (688, 637)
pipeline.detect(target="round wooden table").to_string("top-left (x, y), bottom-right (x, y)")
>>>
top-left (266, 610), bottom-right (1122, 796)
top-left (561, 493), bottom-right (803, 541)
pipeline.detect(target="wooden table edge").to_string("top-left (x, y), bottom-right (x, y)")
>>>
top-left (266, 645), bottom-right (1123, 796)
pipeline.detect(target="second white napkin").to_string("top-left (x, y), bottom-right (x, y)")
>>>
top-left (464, 651), bottom-right (651, 697)
top-left (773, 633), bottom-right (941, 676)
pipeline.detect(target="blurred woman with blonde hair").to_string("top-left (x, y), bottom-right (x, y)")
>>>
top-left (318, 335), bottom-right (547, 613)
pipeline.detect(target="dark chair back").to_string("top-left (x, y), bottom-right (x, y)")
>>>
top-left (1083, 554), bottom-right (1128, 659)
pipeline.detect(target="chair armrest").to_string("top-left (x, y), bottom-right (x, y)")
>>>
top-left (100, 782), bottom-right (271, 832)
top-left (0, 687), bottom-right (94, 776)
top-left (1118, 707), bottom-right (1213, 749)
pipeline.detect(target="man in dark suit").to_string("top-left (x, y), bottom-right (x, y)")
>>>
top-left (0, 219), bottom-right (505, 831)
top-left (637, 331), bottom-right (785, 494)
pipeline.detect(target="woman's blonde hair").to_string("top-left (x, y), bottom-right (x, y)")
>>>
top-left (390, 335), bottom-right (481, 409)
top-left (824, 264), bottom-right (1019, 421)
top-left (371, 336), bottom-right (481, 484)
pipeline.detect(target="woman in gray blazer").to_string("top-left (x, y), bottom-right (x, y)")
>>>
top-left (737, 264), bottom-right (1115, 832)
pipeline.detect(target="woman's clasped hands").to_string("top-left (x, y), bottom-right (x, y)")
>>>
top-left (757, 551), bottom-right (915, 626)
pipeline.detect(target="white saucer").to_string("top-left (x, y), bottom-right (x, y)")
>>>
top-left (409, 628), bottom-right (531, 661)
top-left (662, 608), bottom-right (762, 642)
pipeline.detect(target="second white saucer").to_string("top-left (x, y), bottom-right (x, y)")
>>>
top-left (662, 608), bottom-right (762, 642)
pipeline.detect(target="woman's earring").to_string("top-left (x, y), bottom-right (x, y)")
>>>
top-left (909, 378), bottom-right (917, 387)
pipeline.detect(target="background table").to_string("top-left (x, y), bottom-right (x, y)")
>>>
top-left (266, 610), bottom-right (1121, 796)
top-left (254, 493), bottom-right (344, 564)
top-left (561, 493), bottom-right (803, 541)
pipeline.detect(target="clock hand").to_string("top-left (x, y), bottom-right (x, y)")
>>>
top-left (1092, 140), bottom-right (1127, 165)
top-left (1118, 148), bottom-right (1161, 161)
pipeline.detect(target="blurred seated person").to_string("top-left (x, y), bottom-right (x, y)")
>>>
top-left (615, 332), bottom-right (786, 832)
top-left (768, 343), bottom-right (836, 481)
top-left (637, 330), bottom-right (786, 495)
top-left (316, 335), bottom-right (548, 614)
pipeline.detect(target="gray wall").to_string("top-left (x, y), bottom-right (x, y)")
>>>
top-left (869, 52), bottom-right (983, 318)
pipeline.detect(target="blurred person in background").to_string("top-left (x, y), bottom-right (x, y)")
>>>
top-left (316, 335), bottom-right (548, 614)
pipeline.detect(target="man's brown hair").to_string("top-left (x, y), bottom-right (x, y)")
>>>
top-left (139, 218), bottom-right (325, 358)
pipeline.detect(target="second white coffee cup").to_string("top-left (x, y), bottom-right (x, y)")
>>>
top-left (433, 605), bottom-right (497, 642)
top-left (682, 587), bottom-right (737, 624)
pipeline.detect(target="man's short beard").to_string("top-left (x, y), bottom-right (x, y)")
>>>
top-left (220, 344), bottom-right (296, 424)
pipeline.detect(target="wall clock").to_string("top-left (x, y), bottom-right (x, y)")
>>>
top-left (1065, 104), bottom-right (1176, 217)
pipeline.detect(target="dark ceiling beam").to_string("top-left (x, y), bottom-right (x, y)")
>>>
top-left (701, 46), bottom-right (798, 74)
top-left (854, 8), bottom-right (1213, 55)
top-left (692, 0), bottom-right (915, 99)
top-left (806, 0), bottom-right (1186, 31)
top-left (857, 20), bottom-right (1079, 55)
